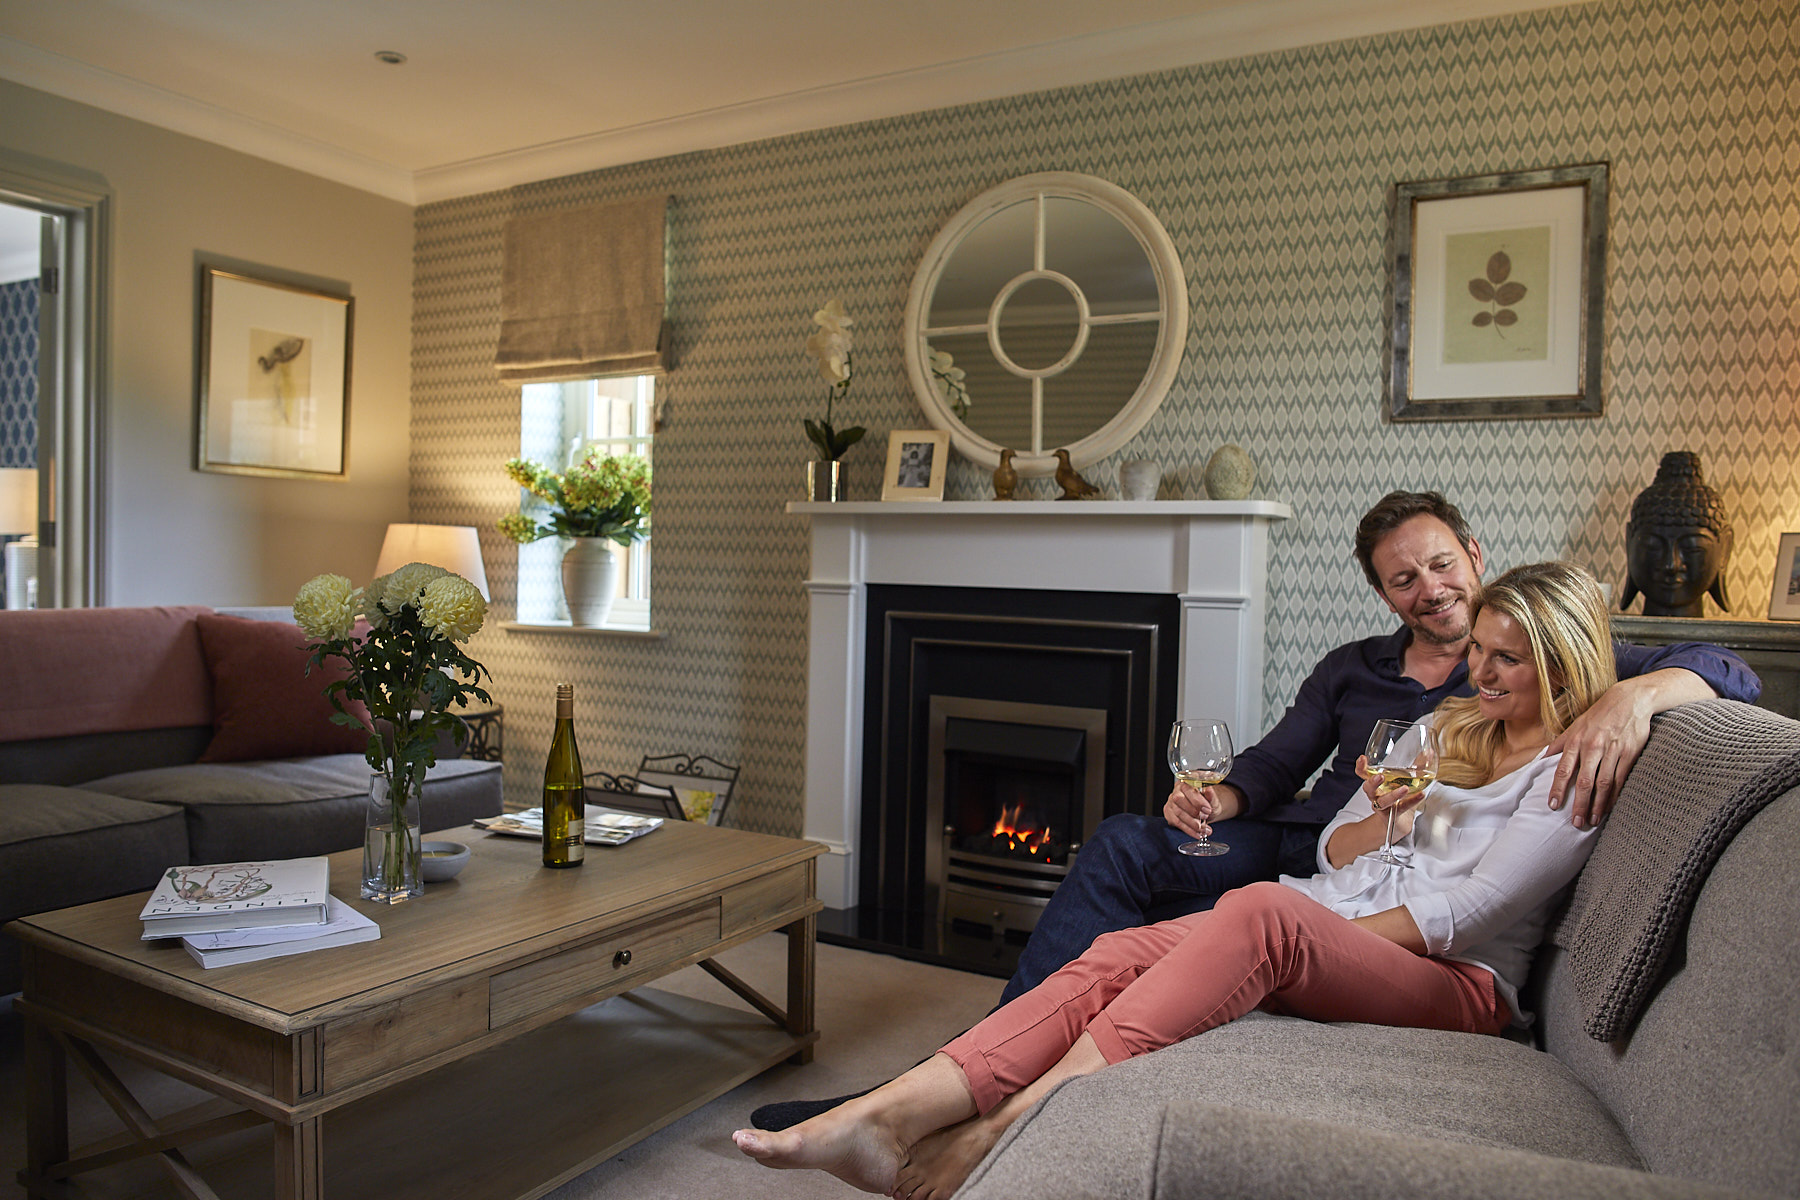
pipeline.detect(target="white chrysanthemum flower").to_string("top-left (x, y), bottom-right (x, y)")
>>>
top-left (417, 574), bottom-right (486, 641)
top-left (379, 562), bottom-right (449, 614)
top-left (293, 574), bottom-right (357, 641)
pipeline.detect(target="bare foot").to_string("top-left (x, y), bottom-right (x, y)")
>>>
top-left (889, 1114), bottom-right (1003, 1200)
top-left (732, 1110), bottom-right (906, 1195)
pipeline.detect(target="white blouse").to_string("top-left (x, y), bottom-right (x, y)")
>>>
top-left (1278, 749), bottom-right (1599, 1022)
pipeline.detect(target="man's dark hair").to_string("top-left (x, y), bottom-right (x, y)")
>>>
top-left (1353, 491), bottom-right (1477, 589)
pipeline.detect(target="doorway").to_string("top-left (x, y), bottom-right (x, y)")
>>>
top-left (0, 161), bottom-right (108, 609)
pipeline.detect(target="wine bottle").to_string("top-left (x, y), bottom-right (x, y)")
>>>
top-left (542, 683), bottom-right (585, 868)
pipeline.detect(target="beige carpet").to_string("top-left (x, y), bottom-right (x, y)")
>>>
top-left (0, 935), bottom-right (1004, 1199)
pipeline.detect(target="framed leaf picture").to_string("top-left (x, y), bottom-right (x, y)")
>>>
top-left (1387, 163), bottom-right (1608, 422)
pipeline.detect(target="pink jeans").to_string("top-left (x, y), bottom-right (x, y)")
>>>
top-left (943, 882), bottom-right (1508, 1114)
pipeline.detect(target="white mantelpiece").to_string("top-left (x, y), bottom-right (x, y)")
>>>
top-left (788, 499), bottom-right (1291, 909)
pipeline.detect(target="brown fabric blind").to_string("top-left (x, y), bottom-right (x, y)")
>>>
top-left (496, 195), bottom-right (669, 381)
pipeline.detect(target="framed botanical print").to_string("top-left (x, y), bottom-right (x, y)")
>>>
top-left (1388, 162), bottom-right (1607, 421)
top-left (197, 266), bottom-right (353, 477)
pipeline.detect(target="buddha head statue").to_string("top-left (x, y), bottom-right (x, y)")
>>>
top-left (1621, 451), bottom-right (1732, 618)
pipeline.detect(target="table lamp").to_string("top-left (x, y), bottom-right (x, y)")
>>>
top-left (374, 523), bottom-right (489, 599)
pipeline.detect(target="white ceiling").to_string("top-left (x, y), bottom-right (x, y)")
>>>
top-left (0, 0), bottom-right (1591, 207)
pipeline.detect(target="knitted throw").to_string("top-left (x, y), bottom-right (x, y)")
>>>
top-left (1551, 699), bottom-right (1800, 1042)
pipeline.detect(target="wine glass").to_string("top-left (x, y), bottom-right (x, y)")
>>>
top-left (1363, 719), bottom-right (1437, 867)
top-left (1167, 719), bottom-right (1233, 857)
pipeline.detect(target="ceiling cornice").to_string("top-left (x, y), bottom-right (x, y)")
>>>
top-left (3, 0), bottom-right (1593, 208)
top-left (0, 35), bottom-right (415, 203)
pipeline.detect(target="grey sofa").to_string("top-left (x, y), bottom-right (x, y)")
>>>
top-left (0, 604), bottom-right (502, 995)
top-left (956, 699), bottom-right (1798, 1200)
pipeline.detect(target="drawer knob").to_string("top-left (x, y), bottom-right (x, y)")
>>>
top-left (613, 948), bottom-right (633, 969)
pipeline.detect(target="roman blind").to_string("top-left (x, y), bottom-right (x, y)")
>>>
top-left (495, 194), bottom-right (669, 381)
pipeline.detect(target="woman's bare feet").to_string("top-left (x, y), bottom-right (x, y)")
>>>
top-left (889, 1113), bottom-right (1004, 1200)
top-left (732, 1106), bottom-right (906, 1195)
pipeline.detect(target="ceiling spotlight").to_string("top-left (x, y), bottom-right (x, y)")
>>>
top-left (374, 50), bottom-right (407, 65)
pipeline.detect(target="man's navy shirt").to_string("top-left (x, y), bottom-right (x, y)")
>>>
top-left (1226, 628), bottom-right (1762, 826)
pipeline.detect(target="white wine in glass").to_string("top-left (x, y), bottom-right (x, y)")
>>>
top-left (1363, 718), bottom-right (1437, 867)
top-left (1168, 719), bottom-right (1233, 857)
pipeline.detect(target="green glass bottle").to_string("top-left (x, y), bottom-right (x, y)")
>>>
top-left (541, 683), bottom-right (585, 868)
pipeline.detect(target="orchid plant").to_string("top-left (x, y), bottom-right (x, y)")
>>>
top-left (930, 347), bottom-right (970, 419)
top-left (803, 298), bottom-right (865, 462)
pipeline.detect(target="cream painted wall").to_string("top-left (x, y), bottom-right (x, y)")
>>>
top-left (0, 79), bottom-right (414, 606)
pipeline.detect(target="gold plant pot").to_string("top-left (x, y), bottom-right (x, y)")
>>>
top-left (807, 460), bottom-right (844, 502)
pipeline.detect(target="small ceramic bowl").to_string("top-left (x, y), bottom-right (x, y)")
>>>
top-left (420, 840), bottom-right (471, 882)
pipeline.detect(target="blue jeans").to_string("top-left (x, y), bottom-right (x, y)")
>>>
top-left (999, 813), bottom-right (1327, 1004)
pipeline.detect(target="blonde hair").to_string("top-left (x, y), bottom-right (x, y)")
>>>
top-left (1434, 562), bottom-right (1617, 788)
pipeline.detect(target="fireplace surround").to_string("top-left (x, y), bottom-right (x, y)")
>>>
top-left (791, 499), bottom-right (1290, 969)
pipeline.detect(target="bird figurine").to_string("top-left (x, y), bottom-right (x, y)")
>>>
top-left (1053, 449), bottom-right (1101, 500)
top-left (992, 448), bottom-right (1018, 500)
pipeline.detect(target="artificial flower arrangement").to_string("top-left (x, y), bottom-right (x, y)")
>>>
top-left (293, 563), bottom-right (492, 900)
top-left (930, 347), bottom-right (970, 419)
top-left (803, 298), bottom-right (866, 462)
top-left (498, 447), bottom-right (652, 547)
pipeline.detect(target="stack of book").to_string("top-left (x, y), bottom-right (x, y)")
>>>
top-left (473, 806), bottom-right (662, 846)
top-left (138, 856), bottom-right (380, 968)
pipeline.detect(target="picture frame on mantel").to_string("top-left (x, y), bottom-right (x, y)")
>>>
top-left (197, 266), bottom-right (353, 478)
top-left (881, 429), bottom-right (950, 501)
top-left (1387, 162), bottom-right (1607, 422)
top-left (1770, 533), bottom-right (1800, 621)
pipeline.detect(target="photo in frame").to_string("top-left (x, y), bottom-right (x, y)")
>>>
top-left (1388, 162), bottom-right (1607, 421)
top-left (881, 429), bottom-right (950, 501)
top-left (198, 266), bottom-right (353, 477)
top-left (1769, 533), bottom-right (1800, 621)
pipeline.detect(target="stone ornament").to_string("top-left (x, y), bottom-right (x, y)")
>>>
top-left (1203, 444), bottom-right (1256, 500)
top-left (1621, 451), bottom-right (1733, 618)
top-left (1119, 459), bottom-right (1162, 501)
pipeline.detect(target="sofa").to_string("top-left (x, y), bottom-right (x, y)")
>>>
top-left (0, 605), bottom-right (503, 994)
top-left (955, 698), bottom-right (1798, 1200)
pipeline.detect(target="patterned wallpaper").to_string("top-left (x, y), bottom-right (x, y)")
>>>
top-left (411, 0), bottom-right (1800, 835)
top-left (0, 278), bottom-right (36, 468)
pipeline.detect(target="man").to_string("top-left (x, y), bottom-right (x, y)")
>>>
top-left (751, 490), bottom-right (1758, 1129)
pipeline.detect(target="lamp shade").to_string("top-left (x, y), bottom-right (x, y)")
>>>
top-left (0, 469), bottom-right (35, 536)
top-left (374, 524), bottom-right (489, 599)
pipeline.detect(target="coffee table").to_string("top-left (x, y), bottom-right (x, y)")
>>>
top-left (8, 820), bottom-right (822, 1199)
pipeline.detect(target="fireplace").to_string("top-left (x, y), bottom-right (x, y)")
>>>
top-left (928, 696), bottom-right (1107, 939)
top-left (790, 499), bottom-right (1290, 974)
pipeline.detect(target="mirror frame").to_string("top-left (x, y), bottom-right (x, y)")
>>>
top-left (903, 172), bottom-right (1187, 479)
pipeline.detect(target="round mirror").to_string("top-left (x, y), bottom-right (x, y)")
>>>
top-left (904, 173), bottom-right (1187, 478)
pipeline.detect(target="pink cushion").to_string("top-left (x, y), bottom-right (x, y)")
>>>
top-left (0, 606), bottom-right (215, 742)
top-left (194, 613), bottom-right (372, 763)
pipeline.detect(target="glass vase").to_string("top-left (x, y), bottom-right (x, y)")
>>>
top-left (362, 772), bottom-right (423, 903)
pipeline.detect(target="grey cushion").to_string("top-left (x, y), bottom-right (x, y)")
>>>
top-left (0, 783), bottom-right (190, 993)
top-left (0, 725), bottom-right (214, 787)
top-left (85, 755), bottom-right (503, 863)
top-left (957, 1012), bottom-right (1640, 1200)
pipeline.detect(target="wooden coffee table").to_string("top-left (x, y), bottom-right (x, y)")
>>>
top-left (8, 820), bottom-right (822, 1199)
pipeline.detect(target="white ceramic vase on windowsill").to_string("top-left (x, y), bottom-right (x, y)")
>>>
top-left (561, 538), bottom-right (619, 627)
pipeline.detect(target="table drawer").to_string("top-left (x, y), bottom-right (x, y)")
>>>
top-left (721, 861), bottom-right (814, 939)
top-left (489, 900), bottom-right (721, 1028)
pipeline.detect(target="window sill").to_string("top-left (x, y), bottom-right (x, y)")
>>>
top-left (501, 621), bottom-right (668, 641)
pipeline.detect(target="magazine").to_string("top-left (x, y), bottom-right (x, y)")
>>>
top-left (473, 806), bottom-right (663, 846)
top-left (139, 857), bottom-right (331, 939)
top-left (183, 896), bottom-right (379, 968)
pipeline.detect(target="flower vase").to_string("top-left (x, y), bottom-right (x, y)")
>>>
top-left (561, 538), bottom-right (619, 627)
top-left (807, 460), bottom-right (844, 502)
top-left (362, 772), bottom-right (423, 903)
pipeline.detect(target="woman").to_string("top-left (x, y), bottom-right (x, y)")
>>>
top-left (735, 562), bottom-right (1614, 1200)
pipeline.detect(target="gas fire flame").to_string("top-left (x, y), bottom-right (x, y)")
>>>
top-left (990, 804), bottom-right (1052, 859)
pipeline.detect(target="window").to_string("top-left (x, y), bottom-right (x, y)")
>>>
top-left (516, 374), bottom-right (654, 629)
